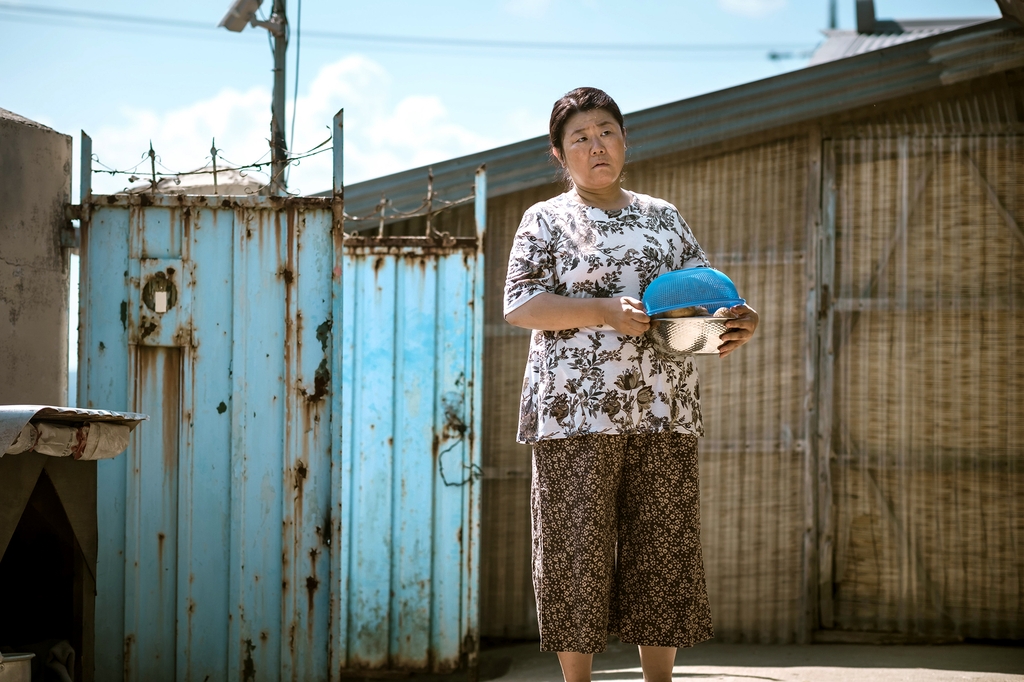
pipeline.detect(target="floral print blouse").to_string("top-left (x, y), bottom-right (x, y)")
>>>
top-left (503, 190), bottom-right (710, 444)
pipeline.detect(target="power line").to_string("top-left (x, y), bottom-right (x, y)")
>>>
top-left (0, 2), bottom-right (815, 56)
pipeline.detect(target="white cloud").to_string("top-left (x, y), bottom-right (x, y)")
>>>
top-left (90, 55), bottom-right (500, 196)
top-left (717, 0), bottom-right (787, 18)
top-left (503, 0), bottom-right (554, 18)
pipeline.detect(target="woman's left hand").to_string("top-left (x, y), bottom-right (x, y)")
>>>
top-left (717, 304), bottom-right (759, 358)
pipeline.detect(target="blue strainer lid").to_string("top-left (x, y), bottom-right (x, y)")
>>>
top-left (643, 267), bottom-right (745, 316)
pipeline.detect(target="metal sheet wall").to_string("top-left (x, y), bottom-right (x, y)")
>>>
top-left (338, 171), bottom-right (485, 671)
top-left (82, 200), bottom-right (337, 682)
top-left (81, 181), bottom-right (485, 678)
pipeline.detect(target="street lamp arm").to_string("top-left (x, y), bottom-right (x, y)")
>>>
top-left (250, 14), bottom-right (285, 37)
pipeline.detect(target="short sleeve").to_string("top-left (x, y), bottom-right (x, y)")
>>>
top-left (673, 209), bottom-right (711, 269)
top-left (503, 207), bottom-right (557, 318)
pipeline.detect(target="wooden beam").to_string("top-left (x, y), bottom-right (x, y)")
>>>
top-left (801, 125), bottom-right (823, 644)
top-left (816, 139), bottom-right (837, 630)
top-left (835, 142), bottom-right (934, 356)
top-left (960, 151), bottom-right (1024, 250)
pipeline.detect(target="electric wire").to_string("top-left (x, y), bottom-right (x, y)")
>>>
top-left (0, 2), bottom-right (815, 57)
top-left (287, 0), bottom-right (302, 184)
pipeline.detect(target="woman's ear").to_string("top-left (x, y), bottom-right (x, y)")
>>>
top-left (551, 147), bottom-right (563, 166)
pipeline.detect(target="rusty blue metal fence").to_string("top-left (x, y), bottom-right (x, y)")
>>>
top-left (79, 111), bottom-right (485, 681)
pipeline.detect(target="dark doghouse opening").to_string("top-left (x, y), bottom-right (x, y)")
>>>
top-left (0, 470), bottom-right (84, 681)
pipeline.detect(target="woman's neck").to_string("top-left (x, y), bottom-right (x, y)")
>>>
top-left (573, 184), bottom-right (631, 211)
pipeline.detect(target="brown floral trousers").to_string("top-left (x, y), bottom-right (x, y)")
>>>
top-left (531, 432), bottom-right (714, 653)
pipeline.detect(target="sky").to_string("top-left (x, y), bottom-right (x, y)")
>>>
top-left (0, 0), bottom-right (1003, 379)
top-left (0, 0), bottom-right (1002, 198)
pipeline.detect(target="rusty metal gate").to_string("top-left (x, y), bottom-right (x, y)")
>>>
top-left (78, 112), bottom-right (485, 681)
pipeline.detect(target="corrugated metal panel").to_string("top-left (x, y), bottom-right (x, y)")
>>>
top-left (825, 130), bottom-right (1024, 639)
top-left (337, 169), bottom-right (485, 672)
top-left (81, 170), bottom-right (486, 679)
top-left (335, 19), bottom-right (1023, 219)
top-left (807, 21), bottom-right (990, 67)
top-left (84, 200), bottom-right (337, 682)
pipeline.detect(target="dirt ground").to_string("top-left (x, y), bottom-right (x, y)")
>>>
top-left (465, 639), bottom-right (1024, 682)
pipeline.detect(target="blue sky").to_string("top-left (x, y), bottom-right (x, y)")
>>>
top-left (0, 0), bottom-right (1002, 379)
top-left (0, 0), bottom-right (1001, 198)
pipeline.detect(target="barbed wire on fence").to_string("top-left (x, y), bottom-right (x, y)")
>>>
top-left (342, 168), bottom-right (475, 243)
top-left (89, 142), bottom-right (478, 243)
top-left (90, 135), bottom-right (333, 195)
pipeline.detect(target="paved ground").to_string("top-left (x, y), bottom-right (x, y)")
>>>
top-left (466, 639), bottom-right (1024, 682)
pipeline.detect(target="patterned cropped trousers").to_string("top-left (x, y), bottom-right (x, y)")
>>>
top-left (531, 432), bottom-right (714, 653)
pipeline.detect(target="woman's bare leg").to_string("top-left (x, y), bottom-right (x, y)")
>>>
top-left (556, 652), bottom-right (593, 682)
top-left (638, 645), bottom-right (676, 682)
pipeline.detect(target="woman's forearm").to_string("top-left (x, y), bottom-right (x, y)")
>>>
top-left (505, 293), bottom-right (610, 331)
top-left (505, 293), bottom-right (651, 336)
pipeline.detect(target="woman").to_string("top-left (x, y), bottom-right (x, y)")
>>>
top-left (503, 87), bottom-right (758, 682)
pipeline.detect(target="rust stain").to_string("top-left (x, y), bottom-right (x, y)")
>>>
top-left (123, 634), bottom-right (134, 681)
top-left (322, 509), bottom-right (332, 547)
top-left (242, 638), bottom-right (256, 682)
top-left (300, 318), bottom-right (332, 403)
top-left (139, 319), bottom-right (159, 340)
top-left (162, 348), bottom-right (181, 478)
top-left (315, 319), bottom-right (332, 352)
top-left (304, 359), bottom-right (330, 403)
top-left (305, 573), bottom-right (320, 614)
top-left (278, 267), bottom-right (294, 284)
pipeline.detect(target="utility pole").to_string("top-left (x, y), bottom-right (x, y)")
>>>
top-left (218, 0), bottom-right (289, 195)
top-left (270, 0), bottom-right (288, 195)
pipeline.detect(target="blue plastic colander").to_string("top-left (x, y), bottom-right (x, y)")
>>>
top-left (642, 267), bottom-right (745, 316)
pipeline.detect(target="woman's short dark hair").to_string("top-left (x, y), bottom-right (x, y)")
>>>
top-left (548, 87), bottom-right (626, 161)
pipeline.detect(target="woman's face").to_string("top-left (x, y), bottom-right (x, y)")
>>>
top-left (555, 109), bottom-right (625, 194)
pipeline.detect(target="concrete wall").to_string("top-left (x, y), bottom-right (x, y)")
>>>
top-left (0, 107), bottom-right (71, 406)
top-left (0, 109), bottom-right (96, 681)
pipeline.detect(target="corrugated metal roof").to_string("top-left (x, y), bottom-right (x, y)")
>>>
top-left (334, 19), bottom-right (1024, 225)
top-left (807, 20), bottom-right (992, 66)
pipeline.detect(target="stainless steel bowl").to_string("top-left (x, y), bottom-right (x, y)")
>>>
top-left (647, 317), bottom-right (728, 356)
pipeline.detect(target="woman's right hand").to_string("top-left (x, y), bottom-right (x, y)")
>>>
top-left (600, 296), bottom-right (651, 336)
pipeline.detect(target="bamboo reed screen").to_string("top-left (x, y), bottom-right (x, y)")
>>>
top-left (828, 131), bottom-right (1024, 639)
top-left (629, 137), bottom-right (812, 643)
